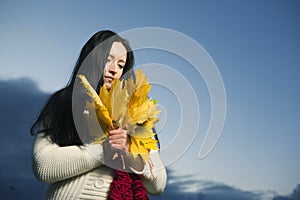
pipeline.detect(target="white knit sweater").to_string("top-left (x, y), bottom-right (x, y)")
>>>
top-left (32, 133), bottom-right (167, 199)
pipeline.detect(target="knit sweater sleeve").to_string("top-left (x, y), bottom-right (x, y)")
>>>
top-left (140, 151), bottom-right (167, 195)
top-left (32, 133), bottom-right (103, 183)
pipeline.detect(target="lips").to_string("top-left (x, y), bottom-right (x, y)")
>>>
top-left (104, 76), bottom-right (114, 82)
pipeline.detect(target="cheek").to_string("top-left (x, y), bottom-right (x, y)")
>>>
top-left (103, 65), bottom-right (109, 74)
top-left (117, 69), bottom-right (124, 79)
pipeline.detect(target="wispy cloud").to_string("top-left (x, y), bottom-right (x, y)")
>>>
top-left (150, 170), bottom-right (299, 200)
top-left (272, 184), bottom-right (300, 200)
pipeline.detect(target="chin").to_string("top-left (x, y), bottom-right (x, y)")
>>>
top-left (104, 83), bottom-right (111, 90)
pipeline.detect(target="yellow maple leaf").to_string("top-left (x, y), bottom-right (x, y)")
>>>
top-left (133, 121), bottom-right (155, 138)
top-left (77, 75), bottom-right (113, 135)
top-left (78, 67), bottom-right (160, 162)
top-left (110, 80), bottom-right (129, 127)
top-left (124, 75), bottom-right (135, 97)
top-left (99, 82), bottom-right (112, 118)
top-left (129, 135), bottom-right (158, 161)
top-left (135, 68), bottom-right (149, 89)
top-left (147, 100), bottom-right (161, 124)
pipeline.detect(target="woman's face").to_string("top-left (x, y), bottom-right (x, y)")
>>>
top-left (103, 42), bottom-right (127, 90)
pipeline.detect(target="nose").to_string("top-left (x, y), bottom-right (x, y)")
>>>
top-left (108, 62), bottom-right (118, 75)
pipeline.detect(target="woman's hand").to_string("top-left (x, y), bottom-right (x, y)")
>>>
top-left (104, 128), bottom-right (144, 172)
top-left (108, 128), bottom-right (129, 152)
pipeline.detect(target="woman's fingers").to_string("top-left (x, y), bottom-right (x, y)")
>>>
top-left (109, 128), bottom-right (129, 151)
top-left (109, 128), bottom-right (126, 134)
top-left (109, 129), bottom-right (127, 138)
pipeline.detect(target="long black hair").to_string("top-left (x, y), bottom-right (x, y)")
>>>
top-left (30, 30), bottom-right (135, 146)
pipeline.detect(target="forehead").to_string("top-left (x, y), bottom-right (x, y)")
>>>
top-left (109, 42), bottom-right (127, 60)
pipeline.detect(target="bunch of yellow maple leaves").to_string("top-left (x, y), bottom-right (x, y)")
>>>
top-left (78, 68), bottom-right (160, 162)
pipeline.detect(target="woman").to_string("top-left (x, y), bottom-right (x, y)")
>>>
top-left (31, 30), bottom-right (167, 199)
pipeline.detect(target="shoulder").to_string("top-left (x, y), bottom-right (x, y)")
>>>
top-left (32, 132), bottom-right (58, 155)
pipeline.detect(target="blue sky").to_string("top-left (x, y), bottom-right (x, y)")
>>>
top-left (0, 0), bottom-right (299, 199)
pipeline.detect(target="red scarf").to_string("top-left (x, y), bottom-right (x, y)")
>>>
top-left (108, 169), bottom-right (150, 200)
